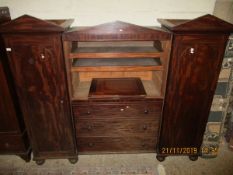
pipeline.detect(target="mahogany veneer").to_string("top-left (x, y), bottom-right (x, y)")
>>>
top-left (157, 14), bottom-right (233, 161)
top-left (0, 15), bottom-right (77, 165)
top-left (89, 78), bottom-right (146, 98)
top-left (0, 7), bottom-right (31, 162)
top-left (63, 21), bottom-right (171, 156)
top-left (73, 99), bottom-right (163, 153)
top-left (1, 13), bottom-right (232, 164)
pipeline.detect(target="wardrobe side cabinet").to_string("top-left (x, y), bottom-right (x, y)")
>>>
top-left (157, 15), bottom-right (233, 161)
top-left (0, 7), bottom-right (31, 162)
top-left (0, 15), bottom-right (77, 165)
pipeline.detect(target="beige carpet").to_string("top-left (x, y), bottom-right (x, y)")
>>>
top-left (0, 140), bottom-right (232, 175)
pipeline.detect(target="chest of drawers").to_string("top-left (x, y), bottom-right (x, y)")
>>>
top-left (73, 99), bottom-right (162, 153)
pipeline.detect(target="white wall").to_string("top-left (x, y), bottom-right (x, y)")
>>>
top-left (214, 0), bottom-right (233, 23)
top-left (0, 0), bottom-right (216, 26)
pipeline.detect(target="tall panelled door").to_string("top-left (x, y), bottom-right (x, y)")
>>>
top-left (157, 15), bottom-right (233, 161)
top-left (160, 35), bottom-right (227, 150)
top-left (0, 15), bottom-right (77, 165)
top-left (0, 7), bottom-right (31, 162)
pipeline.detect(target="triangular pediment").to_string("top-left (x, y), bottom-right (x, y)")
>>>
top-left (74, 21), bottom-right (166, 34)
top-left (63, 21), bottom-right (171, 41)
top-left (159, 14), bottom-right (233, 32)
top-left (0, 15), bottom-right (65, 33)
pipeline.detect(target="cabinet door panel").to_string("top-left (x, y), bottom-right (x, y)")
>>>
top-left (0, 61), bottom-right (19, 133)
top-left (4, 34), bottom-right (75, 155)
top-left (159, 35), bottom-right (228, 153)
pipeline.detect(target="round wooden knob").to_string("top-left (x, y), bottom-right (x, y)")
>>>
top-left (143, 125), bottom-right (147, 130)
top-left (87, 125), bottom-right (92, 130)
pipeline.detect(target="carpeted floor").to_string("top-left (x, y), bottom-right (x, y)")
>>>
top-left (0, 140), bottom-right (232, 175)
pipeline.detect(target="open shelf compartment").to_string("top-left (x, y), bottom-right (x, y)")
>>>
top-left (62, 21), bottom-right (171, 102)
top-left (68, 41), bottom-right (164, 59)
top-left (71, 70), bottom-right (163, 100)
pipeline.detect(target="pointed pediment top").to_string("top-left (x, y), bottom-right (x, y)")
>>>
top-left (0, 15), bottom-right (73, 33)
top-left (158, 14), bottom-right (233, 32)
top-left (71, 20), bottom-right (163, 33)
top-left (63, 21), bottom-right (171, 41)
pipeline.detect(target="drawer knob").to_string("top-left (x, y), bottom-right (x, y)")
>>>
top-left (143, 125), bottom-right (147, 130)
top-left (142, 143), bottom-right (146, 147)
top-left (120, 108), bottom-right (124, 112)
top-left (144, 109), bottom-right (149, 114)
top-left (88, 143), bottom-right (94, 147)
top-left (87, 125), bottom-right (92, 130)
top-left (87, 111), bottom-right (91, 115)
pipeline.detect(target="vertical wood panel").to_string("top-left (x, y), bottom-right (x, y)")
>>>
top-left (4, 34), bottom-right (75, 157)
top-left (159, 34), bottom-right (228, 154)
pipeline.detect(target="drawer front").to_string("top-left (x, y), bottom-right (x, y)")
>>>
top-left (0, 133), bottom-right (28, 153)
top-left (77, 137), bottom-right (156, 153)
top-left (72, 101), bottom-right (162, 120)
top-left (76, 119), bottom-right (159, 137)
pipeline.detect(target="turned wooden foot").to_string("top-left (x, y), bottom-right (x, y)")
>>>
top-left (189, 155), bottom-right (198, 161)
top-left (35, 159), bottom-right (45, 165)
top-left (19, 154), bottom-right (31, 162)
top-left (68, 157), bottom-right (78, 164)
top-left (156, 155), bottom-right (166, 162)
top-left (18, 150), bottom-right (31, 162)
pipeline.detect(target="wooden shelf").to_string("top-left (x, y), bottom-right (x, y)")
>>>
top-left (71, 58), bottom-right (162, 72)
top-left (69, 46), bottom-right (163, 59)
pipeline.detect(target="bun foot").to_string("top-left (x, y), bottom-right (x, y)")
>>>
top-left (68, 157), bottom-right (78, 164)
top-left (156, 155), bottom-right (166, 162)
top-left (19, 155), bottom-right (31, 162)
top-left (189, 155), bottom-right (198, 161)
top-left (35, 159), bottom-right (45, 165)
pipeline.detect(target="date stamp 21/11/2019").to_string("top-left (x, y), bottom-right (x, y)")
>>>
top-left (161, 146), bottom-right (218, 154)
